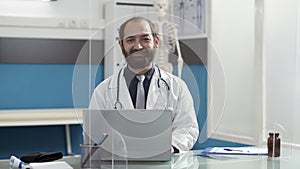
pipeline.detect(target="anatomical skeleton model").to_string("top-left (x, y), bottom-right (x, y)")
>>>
top-left (153, 0), bottom-right (183, 78)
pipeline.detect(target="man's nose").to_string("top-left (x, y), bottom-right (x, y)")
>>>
top-left (133, 40), bottom-right (143, 50)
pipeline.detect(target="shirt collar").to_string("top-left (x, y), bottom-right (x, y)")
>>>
top-left (124, 64), bottom-right (155, 86)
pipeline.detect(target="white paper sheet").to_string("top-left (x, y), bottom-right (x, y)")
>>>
top-left (201, 146), bottom-right (268, 155)
top-left (30, 161), bottom-right (73, 169)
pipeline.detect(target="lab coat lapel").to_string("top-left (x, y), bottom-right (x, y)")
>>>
top-left (119, 76), bottom-right (134, 109)
top-left (109, 68), bottom-right (134, 109)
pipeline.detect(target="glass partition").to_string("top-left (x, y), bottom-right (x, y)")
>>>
top-left (1, 0), bottom-right (299, 167)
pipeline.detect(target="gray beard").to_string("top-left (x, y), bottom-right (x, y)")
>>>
top-left (125, 48), bottom-right (156, 69)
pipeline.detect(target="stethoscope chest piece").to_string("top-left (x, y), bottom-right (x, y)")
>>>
top-left (114, 101), bottom-right (122, 109)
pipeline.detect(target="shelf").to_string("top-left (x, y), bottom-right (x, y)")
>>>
top-left (0, 108), bottom-right (83, 127)
top-left (0, 26), bottom-right (104, 40)
top-left (0, 16), bottom-right (104, 39)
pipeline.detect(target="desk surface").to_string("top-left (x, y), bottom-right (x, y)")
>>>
top-left (1, 149), bottom-right (300, 169)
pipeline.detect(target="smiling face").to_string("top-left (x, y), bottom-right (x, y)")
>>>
top-left (119, 19), bottom-right (159, 74)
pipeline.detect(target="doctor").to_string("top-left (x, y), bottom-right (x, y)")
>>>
top-left (89, 16), bottom-right (199, 153)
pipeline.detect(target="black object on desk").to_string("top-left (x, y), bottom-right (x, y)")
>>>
top-left (20, 152), bottom-right (63, 163)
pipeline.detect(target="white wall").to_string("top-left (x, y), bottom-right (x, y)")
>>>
top-left (0, 0), bottom-right (98, 18)
top-left (294, 0), bottom-right (300, 147)
top-left (0, 0), bottom-right (107, 39)
top-left (208, 0), bottom-right (258, 144)
top-left (264, 0), bottom-right (298, 147)
top-left (209, 0), bottom-right (300, 148)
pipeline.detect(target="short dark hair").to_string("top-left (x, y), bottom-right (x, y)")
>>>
top-left (118, 17), bottom-right (158, 40)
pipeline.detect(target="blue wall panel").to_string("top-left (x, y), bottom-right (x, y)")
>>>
top-left (0, 64), bottom-right (103, 109)
top-left (0, 64), bottom-right (75, 109)
top-left (184, 65), bottom-right (208, 140)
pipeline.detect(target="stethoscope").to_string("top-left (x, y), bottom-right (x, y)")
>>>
top-left (114, 64), bottom-right (170, 109)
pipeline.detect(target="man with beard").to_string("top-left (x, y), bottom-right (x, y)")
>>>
top-left (89, 17), bottom-right (199, 153)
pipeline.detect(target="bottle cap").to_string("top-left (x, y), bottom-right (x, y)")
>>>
top-left (269, 132), bottom-right (279, 137)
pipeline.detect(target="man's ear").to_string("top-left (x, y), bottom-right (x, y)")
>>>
top-left (118, 40), bottom-right (123, 48)
top-left (119, 40), bottom-right (126, 57)
top-left (154, 35), bottom-right (160, 48)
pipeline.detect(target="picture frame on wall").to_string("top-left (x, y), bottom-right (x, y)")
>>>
top-left (173, 0), bottom-right (205, 37)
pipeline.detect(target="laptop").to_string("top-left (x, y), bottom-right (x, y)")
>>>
top-left (82, 109), bottom-right (172, 162)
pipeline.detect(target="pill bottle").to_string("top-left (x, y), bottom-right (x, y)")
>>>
top-left (267, 132), bottom-right (280, 157)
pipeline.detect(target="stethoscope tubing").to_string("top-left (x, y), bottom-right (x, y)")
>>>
top-left (114, 68), bottom-right (123, 109)
top-left (114, 65), bottom-right (170, 109)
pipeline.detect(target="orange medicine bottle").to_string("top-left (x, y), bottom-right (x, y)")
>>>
top-left (267, 133), bottom-right (280, 157)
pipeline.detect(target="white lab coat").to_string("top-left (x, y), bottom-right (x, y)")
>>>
top-left (89, 65), bottom-right (199, 152)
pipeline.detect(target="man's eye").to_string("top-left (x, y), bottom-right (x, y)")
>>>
top-left (126, 39), bottom-right (134, 43)
top-left (142, 38), bottom-right (151, 42)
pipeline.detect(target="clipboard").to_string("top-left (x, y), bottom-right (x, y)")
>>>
top-left (201, 146), bottom-right (268, 156)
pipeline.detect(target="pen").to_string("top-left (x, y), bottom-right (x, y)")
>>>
top-left (223, 148), bottom-right (243, 152)
top-left (81, 133), bottom-right (109, 167)
top-left (95, 133), bottom-right (109, 145)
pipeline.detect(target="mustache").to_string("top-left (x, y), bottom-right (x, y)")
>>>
top-left (128, 48), bottom-right (147, 55)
